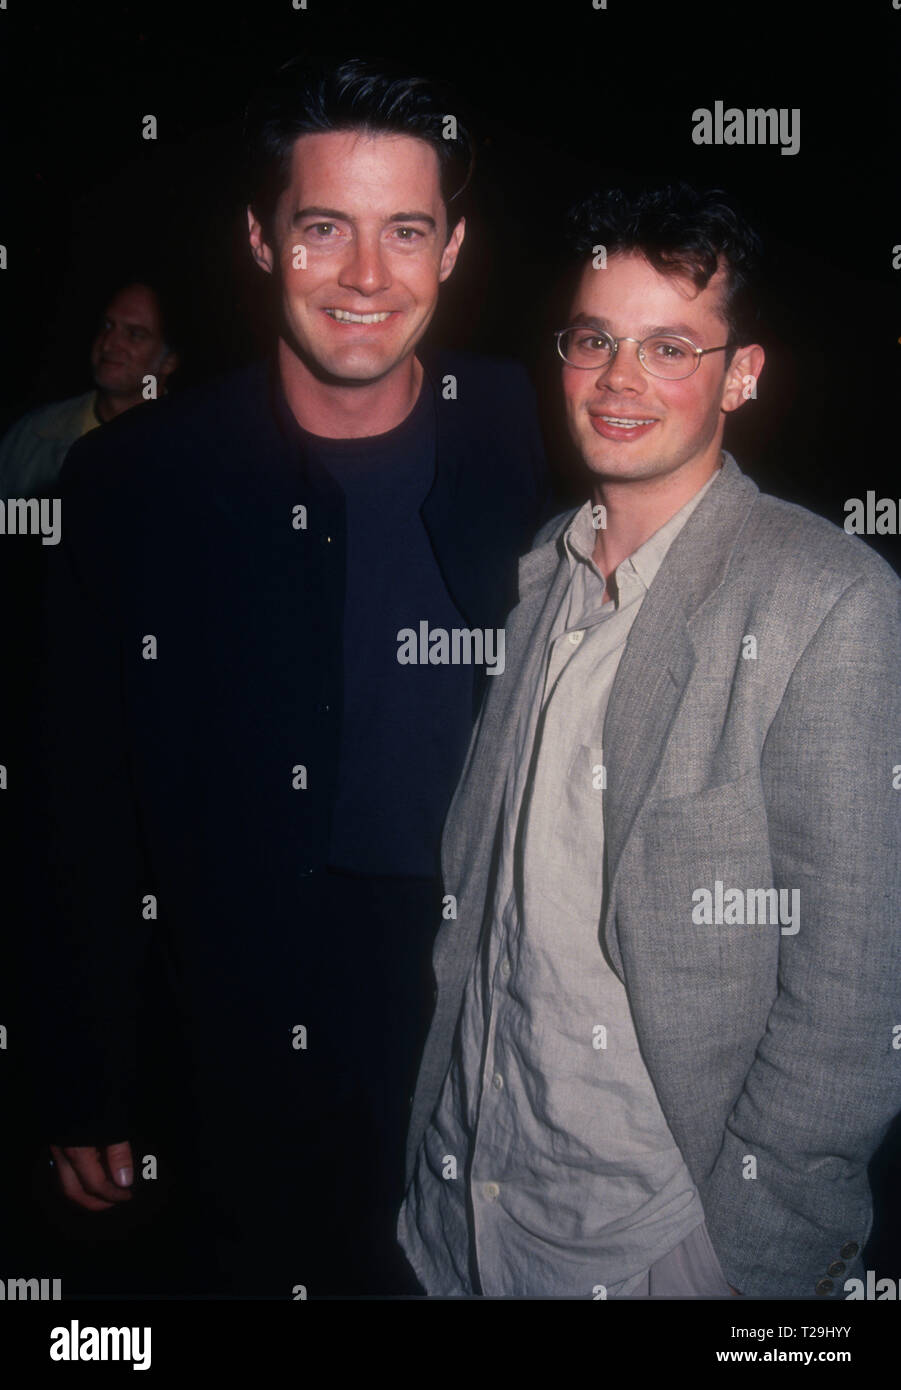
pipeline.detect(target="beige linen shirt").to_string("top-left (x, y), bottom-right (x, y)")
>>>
top-left (400, 467), bottom-right (720, 1297)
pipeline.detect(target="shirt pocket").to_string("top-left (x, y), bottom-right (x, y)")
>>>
top-left (565, 742), bottom-right (608, 803)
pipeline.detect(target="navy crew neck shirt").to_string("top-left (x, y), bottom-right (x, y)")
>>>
top-left (297, 375), bottom-right (475, 878)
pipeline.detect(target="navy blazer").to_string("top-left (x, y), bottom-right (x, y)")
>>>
top-left (22, 349), bottom-right (548, 1145)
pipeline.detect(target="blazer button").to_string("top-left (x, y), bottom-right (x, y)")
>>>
top-left (815, 1277), bottom-right (834, 1296)
top-left (827, 1261), bottom-right (845, 1277)
top-left (840, 1242), bottom-right (859, 1260)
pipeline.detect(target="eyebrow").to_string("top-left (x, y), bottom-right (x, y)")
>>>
top-left (102, 316), bottom-right (151, 332)
top-left (570, 312), bottom-right (703, 339)
top-left (291, 205), bottom-right (437, 229)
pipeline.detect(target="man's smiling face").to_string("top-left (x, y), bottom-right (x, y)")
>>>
top-left (562, 251), bottom-right (755, 487)
top-left (248, 128), bottom-right (464, 384)
top-left (89, 283), bottom-right (174, 398)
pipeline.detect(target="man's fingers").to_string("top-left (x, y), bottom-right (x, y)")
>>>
top-left (49, 1145), bottom-right (116, 1210)
top-left (104, 1139), bottom-right (134, 1188)
top-left (50, 1142), bottom-right (133, 1207)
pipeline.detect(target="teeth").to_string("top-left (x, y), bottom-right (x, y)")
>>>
top-left (326, 308), bottom-right (392, 323)
top-left (601, 417), bottom-right (654, 426)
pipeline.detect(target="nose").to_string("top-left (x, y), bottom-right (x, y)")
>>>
top-left (596, 337), bottom-right (646, 393)
top-left (100, 325), bottom-right (125, 356)
top-left (337, 231), bottom-right (392, 297)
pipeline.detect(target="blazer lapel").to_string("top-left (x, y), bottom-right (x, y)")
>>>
top-left (442, 523), bottom-right (572, 896)
top-left (600, 456), bottom-right (759, 973)
top-left (602, 590), bottom-right (696, 890)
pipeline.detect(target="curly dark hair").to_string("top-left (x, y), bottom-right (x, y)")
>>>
top-left (565, 183), bottom-right (763, 345)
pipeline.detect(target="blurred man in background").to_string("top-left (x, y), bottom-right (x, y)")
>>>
top-left (0, 281), bottom-right (178, 498)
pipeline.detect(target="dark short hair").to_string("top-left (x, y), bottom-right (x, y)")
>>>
top-left (96, 276), bottom-right (181, 355)
top-left (565, 183), bottom-right (763, 346)
top-left (243, 55), bottom-right (474, 243)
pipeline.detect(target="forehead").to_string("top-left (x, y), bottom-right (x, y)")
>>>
top-left (571, 252), bottom-right (728, 336)
top-left (283, 128), bottom-right (443, 209)
top-left (103, 285), bottom-right (160, 327)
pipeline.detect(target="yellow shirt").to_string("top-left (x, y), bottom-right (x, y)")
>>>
top-left (0, 390), bottom-right (100, 497)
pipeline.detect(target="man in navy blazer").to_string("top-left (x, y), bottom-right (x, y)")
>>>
top-left (400, 184), bottom-right (901, 1299)
top-left (22, 57), bottom-right (546, 1296)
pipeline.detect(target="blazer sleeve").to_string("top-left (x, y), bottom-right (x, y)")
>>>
top-left (20, 441), bottom-right (153, 1147)
top-left (699, 568), bottom-right (901, 1298)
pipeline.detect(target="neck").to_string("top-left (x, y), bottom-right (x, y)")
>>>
top-left (277, 337), bottom-right (423, 439)
top-left (590, 448), bottom-right (723, 584)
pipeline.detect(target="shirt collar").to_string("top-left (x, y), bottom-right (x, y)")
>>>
top-left (563, 459), bottom-right (723, 600)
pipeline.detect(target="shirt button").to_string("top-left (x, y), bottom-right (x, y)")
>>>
top-left (568, 630), bottom-right (584, 645)
top-left (492, 1072), bottom-right (504, 1090)
top-left (500, 959), bottom-right (511, 979)
top-left (483, 1182), bottom-right (500, 1202)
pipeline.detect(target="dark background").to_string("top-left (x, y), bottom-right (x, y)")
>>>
top-left (1, 0), bottom-right (900, 560)
top-left (0, 0), bottom-right (899, 1299)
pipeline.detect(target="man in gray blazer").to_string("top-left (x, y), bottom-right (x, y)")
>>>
top-left (398, 184), bottom-right (901, 1299)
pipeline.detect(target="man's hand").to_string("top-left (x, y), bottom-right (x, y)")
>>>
top-left (49, 1140), bottom-right (134, 1210)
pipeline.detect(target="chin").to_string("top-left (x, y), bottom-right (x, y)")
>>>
top-left (336, 347), bottom-right (409, 380)
top-left (584, 449), bottom-right (648, 474)
top-left (327, 359), bottom-right (395, 384)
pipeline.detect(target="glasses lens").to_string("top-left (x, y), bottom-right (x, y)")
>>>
top-left (641, 336), bottom-right (698, 379)
top-left (558, 328), bottom-right (615, 368)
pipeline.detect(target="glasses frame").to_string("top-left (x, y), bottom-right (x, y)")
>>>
top-left (554, 328), bottom-right (733, 380)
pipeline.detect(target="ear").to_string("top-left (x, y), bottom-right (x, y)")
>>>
top-left (158, 350), bottom-right (179, 384)
top-left (247, 205), bottom-right (275, 275)
top-left (721, 342), bottom-right (765, 414)
top-left (438, 216), bottom-right (466, 283)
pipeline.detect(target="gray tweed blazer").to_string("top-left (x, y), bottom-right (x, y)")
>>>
top-left (404, 453), bottom-right (901, 1299)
